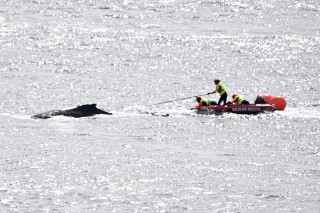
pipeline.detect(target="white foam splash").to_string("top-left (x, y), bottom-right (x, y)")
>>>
top-left (281, 107), bottom-right (320, 119)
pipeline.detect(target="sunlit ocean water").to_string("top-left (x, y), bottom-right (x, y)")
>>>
top-left (0, 0), bottom-right (319, 212)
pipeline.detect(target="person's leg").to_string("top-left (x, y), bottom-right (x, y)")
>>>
top-left (218, 96), bottom-right (223, 105)
top-left (218, 93), bottom-right (227, 105)
top-left (223, 92), bottom-right (228, 105)
top-left (242, 100), bottom-right (250, 105)
top-left (222, 93), bottom-right (227, 105)
top-left (209, 100), bottom-right (217, 105)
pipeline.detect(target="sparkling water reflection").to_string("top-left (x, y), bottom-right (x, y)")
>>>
top-left (0, 0), bottom-right (320, 212)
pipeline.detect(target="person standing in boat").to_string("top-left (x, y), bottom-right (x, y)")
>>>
top-left (207, 79), bottom-right (228, 105)
top-left (191, 96), bottom-right (217, 110)
top-left (231, 93), bottom-right (250, 105)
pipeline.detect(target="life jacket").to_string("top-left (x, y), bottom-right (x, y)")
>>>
top-left (217, 82), bottom-right (226, 96)
top-left (200, 98), bottom-right (211, 106)
top-left (235, 96), bottom-right (245, 105)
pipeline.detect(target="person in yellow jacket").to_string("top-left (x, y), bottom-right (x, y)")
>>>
top-left (232, 93), bottom-right (250, 105)
top-left (191, 96), bottom-right (217, 110)
top-left (207, 79), bottom-right (228, 105)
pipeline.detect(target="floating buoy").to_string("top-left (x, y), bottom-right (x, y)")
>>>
top-left (261, 94), bottom-right (273, 103)
top-left (270, 96), bottom-right (287, 110)
top-left (261, 94), bottom-right (286, 110)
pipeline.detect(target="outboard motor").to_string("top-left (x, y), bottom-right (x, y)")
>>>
top-left (255, 94), bottom-right (286, 110)
top-left (254, 95), bottom-right (267, 104)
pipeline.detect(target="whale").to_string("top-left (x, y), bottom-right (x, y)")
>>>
top-left (32, 104), bottom-right (112, 119)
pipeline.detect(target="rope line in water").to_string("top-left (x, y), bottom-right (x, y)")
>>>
top-left (148, 93), bottom-right (209, 106)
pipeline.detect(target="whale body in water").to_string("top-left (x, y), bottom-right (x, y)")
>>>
top-left (32, 104), bottom-right (112, 119)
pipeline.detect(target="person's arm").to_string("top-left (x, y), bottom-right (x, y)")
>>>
top-left (232, 97), bottom-right (237, 104)
top-left (191, 102), bottom-right (204, 110)
top-left (195, 102), bottom-right (204, 110)
top-left (207, 85), bottom-right (220, 95)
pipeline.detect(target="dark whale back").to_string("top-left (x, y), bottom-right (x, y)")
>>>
top-left (32, 104), bottom-right (112, 119)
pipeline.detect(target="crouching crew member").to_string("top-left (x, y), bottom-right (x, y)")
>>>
top-left (191, 96), bottom-right (217, 110)
top-left (232, 94), bottom-right (250, 105)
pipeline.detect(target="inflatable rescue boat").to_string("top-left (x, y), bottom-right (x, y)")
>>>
top-left (196, 94), bottom-right (286, 115)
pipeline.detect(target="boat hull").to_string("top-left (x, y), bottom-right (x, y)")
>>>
top-left (197, 104), bottom-right (276, 115)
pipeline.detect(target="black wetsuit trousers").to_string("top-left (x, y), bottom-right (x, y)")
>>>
top-left (218, 92), bottom-right (228, 105)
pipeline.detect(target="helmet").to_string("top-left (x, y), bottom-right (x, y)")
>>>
top-left (232, 93), bottom-right (238, 99)
top-left (196, 96), bottom-right (201, 102)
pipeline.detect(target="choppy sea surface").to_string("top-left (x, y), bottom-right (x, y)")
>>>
top-left (1, 0), bottom-right (319, 212)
